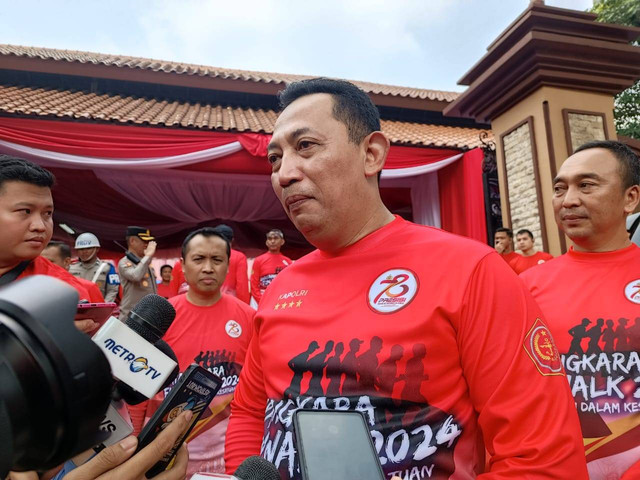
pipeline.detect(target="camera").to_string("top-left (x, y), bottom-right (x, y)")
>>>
top-left (0, 275), bottom-right (113, 477)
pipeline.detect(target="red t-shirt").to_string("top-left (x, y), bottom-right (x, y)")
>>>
top-left (159, 293), bottom-right (254, 476)
top-left (156, 282), bottom-right (173, 299)
top-left (225, 216), bottom-right (587, 479)
top-left (169, 250), bottom-right (250, 303)
top-left (521, 244), bottom-right (640, 479)
top-left (500, 250), bottom-right (523, 272)
top-left (250, 251), bottom-right (292, 304)
top-left (77, 277), bottom-right (106, 302)
top-left (512, 251), bottom-right (554, 274)
top-left (15, 256), bottom-right (91, 301)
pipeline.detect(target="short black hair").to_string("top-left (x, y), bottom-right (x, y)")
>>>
top-left (495, 227), bottom-right (513, 238)
top-left (278, 78), bottom-right (381, 145)
top-left (181, 227), bottom-right (230, 260)
top-left (45, 241), bottom-right (71, 260)
top-left (215, 224), bottom-right (234, 243)
top-left (574, 140), bottom-right (640, 189)
top-left (160, 264), bottom-right (173, 273)
top-left (0, 155), bottom-right (55, 193)
top-left (267, 228), bottom-right (284, 239)
top-left (516, 229), bottom-right (534, 240)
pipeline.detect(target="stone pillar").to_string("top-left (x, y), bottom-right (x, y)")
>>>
top-left (444, 2), bottom-right (640, 255)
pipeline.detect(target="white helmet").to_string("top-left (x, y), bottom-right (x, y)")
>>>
top-left (75, 232), bottom-right (101, 249)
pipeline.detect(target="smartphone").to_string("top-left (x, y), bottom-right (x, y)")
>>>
top-left (293, 410), bottom-right (385, 480)
top-left (76, 302), bottom-right (117, 327)
top-left (136, 364), bottom-right (222, 478)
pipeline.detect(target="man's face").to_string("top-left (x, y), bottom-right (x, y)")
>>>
top-left (183, 235), bottom-right (229, 296)
top-left (129, 236), bottom-right (148, 257)
top-left (161, 266), bottom-right (172, 282)
top-left (41, 246), bottom-right (70, 270)
top-left (553, 148), bottom-right (636, 248)
top-left (0, 181), bottom-right (53, 266)
top-left (494, 232), bottom-right (511, 251)
top-left (77, 247), bottom-right (98, 263)
top-left (267, 93), bottom-right (369, 245)
top-left (266, 233), bottom-right (284, 253)
top-left (516, 234), bottom-right (534, 252)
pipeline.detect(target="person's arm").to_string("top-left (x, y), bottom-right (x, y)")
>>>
top-left (458, 253), bottom-right (587, 478)
top-left (119, 242), bottom-right (156, 283)
top-left (236, 255), bottom-right (250, 304)
top-left (104, 264), bottom-right (120, 303)
top-left (225, 324), bottom-right (268, 473)
top-left (250, 258), bottom-right (262, 304)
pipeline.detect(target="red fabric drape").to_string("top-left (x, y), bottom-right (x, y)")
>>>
top-left (438, 148), bottom-right (487, 244)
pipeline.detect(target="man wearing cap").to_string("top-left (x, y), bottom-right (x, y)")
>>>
top-left (69, 232), bottom-right (120, 302)
top-left (118, 226), bottom-right (157, 319)
top-left (250, 229), bottom-right (292, 305)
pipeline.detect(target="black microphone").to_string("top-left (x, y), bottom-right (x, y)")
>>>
top-left (125, 294), bottom-right (176, 343)
top-left (234, 456), bottom-right (281, 480)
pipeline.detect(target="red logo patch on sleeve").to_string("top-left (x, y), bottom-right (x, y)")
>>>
top-left (523, 318), bottom-right (564, 376)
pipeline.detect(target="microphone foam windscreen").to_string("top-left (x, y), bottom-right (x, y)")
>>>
top-left (128, 294), bottom-right (176, 337)
top-left (234, 456), bottom-right (281, 480)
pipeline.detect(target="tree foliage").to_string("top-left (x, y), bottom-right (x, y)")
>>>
top-left (590, 0), bottom-right (640, 139)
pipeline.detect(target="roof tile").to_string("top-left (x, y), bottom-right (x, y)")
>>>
top-left (0, 44), bottom-right (460, 103)
top-left (0, 84), bottom-right (489, 149)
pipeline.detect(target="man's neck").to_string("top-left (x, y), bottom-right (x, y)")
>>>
top-left (0, 260), bottom-right (21, 277)
top-left (521, 248), bottom-right (536, 257)
top-left (186, 288), bottom-right (222, 307)
top-left (316, 205), bottom-right (395, 253)
top-left (573, 232), bottom-right (632, 253)
top-left (502, 247), bottom-right (514, 255)
top-left (82, 258), bottom-right (96, 265)
top-left (162, 280), bottom-right (171, 286)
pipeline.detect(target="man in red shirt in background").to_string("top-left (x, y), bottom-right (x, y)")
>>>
top-left (41, 241), bottom-right (105, 303)
top-left (494, 227), bottom-right (522, 272)
top-left (0, 156), bottom-right (96, 333)
top-left (514, 228), bottom-right (553, 273)
top-left (156, 264), bottom-right (173, 298)
top-left (169, 224), bottom-right (250, 304)
top-left (250, 229), bottom-right (291, 305)
top-left (224, 78), bottom-right (587, 479)
top-left (137, 227), bottom-right (254, 477)
top-left (521, 140), bottom-right (640, 479)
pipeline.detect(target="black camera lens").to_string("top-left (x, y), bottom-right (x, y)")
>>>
top-left (0, 276), bottom-right (113, 476)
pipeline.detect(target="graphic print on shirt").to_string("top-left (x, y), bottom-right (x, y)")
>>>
top-left (261, 337), bottom-right (462, 480)
top-left (562, 315), bottom-right (640, 459)
top-left (193, 349), bottom-right (242, 396)
top-left (260, 266), bottom-right (286, 290)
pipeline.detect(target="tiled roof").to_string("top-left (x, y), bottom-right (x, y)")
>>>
top-left (0, 44), bottom-right (460, 103)
top-left (0, 84), bottom-right (488, 149)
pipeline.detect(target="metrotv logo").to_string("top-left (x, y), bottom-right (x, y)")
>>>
top-left (103, 338), bottom-right (163, 379)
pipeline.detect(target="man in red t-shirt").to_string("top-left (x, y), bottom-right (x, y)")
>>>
top-left (224, 79), bottom-right (587, 479)
top-left (0, 156), bottom-right (96, 333)
top-left (141, 227), bottom-right (254, 476)
top-left (156, 264), bottom-right (173, 298)
top-left (494, 227), bottom-right (523, 272)
top-left (250, 229), bottom-right (292, 305)
top-left (169, 225), bottom-right (250, 304)
top-left (521, 140), bottom-right (640, 479)
top-left (513, 228), bottom-right (554, 273)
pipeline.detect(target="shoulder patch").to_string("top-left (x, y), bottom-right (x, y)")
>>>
top-left (523, 318), bottom-right (563, 376)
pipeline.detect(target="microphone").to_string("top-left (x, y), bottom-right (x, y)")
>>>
top-left (192, 456), bottom-right (281, 480)
top-left (92, 294), bottom-right (178, 399)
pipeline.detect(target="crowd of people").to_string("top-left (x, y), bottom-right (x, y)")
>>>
top-left (1, 77), bottom-right (640, 480)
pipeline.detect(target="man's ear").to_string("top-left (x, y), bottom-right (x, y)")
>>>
top-left (362, 131), bottom-right (390, 179)
top-left (63, 257), bottom-right (71, 269)
top-left (624, 185), bottom-right (640, 215)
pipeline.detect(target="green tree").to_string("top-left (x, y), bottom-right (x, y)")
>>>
top-left (590, 0), bottom-right (640, 139)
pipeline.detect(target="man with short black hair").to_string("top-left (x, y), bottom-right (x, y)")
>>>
top-left (42, 241), bottom-right (105, 303)
top-left (225, 78), bottom-right (586, 478)
top-left (153, 227), bottom-right (254, 476)
top-left (521, 140), bottom-right (640, 478)
top-left (249, 228), bottom-right (291, 305)
top-left (156, 264), bottom-right (173, 298)
top-left (117, 226), bottom-right (157, 319)
top-left (494, 227), bottom-right (522, 272)
top-left (514, 229), bottom-right (553, 273)
top-left (0, 156), bottom-right (93, 303)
